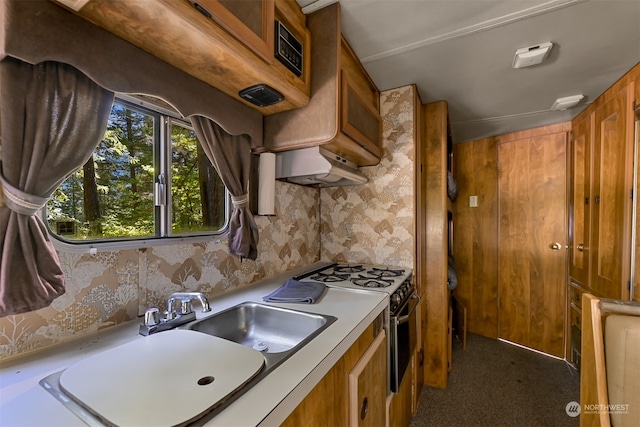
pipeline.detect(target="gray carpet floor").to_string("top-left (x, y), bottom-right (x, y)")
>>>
top-left (410, 334), bottom-right (580, 427)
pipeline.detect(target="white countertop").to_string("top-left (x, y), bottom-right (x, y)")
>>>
top-left (0, 262), bottom-right (388, 427)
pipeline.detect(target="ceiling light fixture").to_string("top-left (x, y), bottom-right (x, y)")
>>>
top-left (551, 95), bottom-right (585, 111)
top-left (512, 42), bottom-right (553, 69)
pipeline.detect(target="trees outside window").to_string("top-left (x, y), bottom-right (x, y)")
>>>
top-left (47, 97), bottom-right (228, 244)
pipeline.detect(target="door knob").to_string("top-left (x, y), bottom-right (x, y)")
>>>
top-left (549, 242), bottom-right (563, 251)
top-left (577, 243), bottom-right (585, 252)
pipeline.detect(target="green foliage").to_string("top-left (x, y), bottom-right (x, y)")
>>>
top-left (46, 100), bottom-right (225, 241)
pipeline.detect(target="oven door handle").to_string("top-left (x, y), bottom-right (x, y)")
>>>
top-left (397, 294), bottom-right (420, 324)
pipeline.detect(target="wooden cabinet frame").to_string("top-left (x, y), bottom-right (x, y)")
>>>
top-left (340, 70), bottom-right (382, 157)
top-left (195, 0), bottom-right (275, 63)
top-left (54, 0), bottom-right (311, 114)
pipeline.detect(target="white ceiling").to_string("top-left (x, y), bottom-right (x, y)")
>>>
top-left (297, 0), bottom-right (640, 143)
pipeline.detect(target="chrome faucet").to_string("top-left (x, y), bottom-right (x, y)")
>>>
top-left (139, 292), bottom-right (211, 336)
top-left (167, 292), bottom-right (211, 317)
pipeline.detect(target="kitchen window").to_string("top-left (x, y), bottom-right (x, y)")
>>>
top-left (46, 95), bottom-right (229, 249)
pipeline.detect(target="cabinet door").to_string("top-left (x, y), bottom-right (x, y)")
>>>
top-left (196, 0), bottom-right (274, 63)
top-left (569, 114), bottom-right (593, 286)
top-left (348, 331), bottom-right (387, 427)
top-left (340, 70), bottom-right (382, 157)
top-left (591, 87), bottom-right (632, 299)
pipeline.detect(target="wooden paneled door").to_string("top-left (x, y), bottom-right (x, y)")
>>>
top-left (497, 128), bottom-right (568, 358)
top-left (591, 86), bottom-right (633, 299)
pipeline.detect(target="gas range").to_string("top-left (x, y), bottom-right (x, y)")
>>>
top-left (294, 263), bottom-right (414, 314)
top-left (295, 262), bottom-right (416, 394)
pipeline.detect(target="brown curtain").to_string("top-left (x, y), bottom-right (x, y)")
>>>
top-left (0, 57), bottom-right (114, 317)
top-left (190, 116), bottom-right (259, 260)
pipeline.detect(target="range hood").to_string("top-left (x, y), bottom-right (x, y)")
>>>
top-left (275, 146), bottom-right (368, 187)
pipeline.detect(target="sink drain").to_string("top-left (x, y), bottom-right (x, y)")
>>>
top-left (253, 342), bottom-right (269, 352)
top-left (197, 376), bottom-right (215, 386)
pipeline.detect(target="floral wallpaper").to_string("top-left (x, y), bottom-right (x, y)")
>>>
top-left (0, 182), bottom-right (319, 359)
top-left (0, 85), bottom-right (416, 360)
top-left (321, 85), bottom-right (416, 270)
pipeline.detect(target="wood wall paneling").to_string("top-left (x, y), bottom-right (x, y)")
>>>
top-left (635, 70), bottom-right (640, 302)
top-left (453, 123), bottom-right (569, 357)
top-left (452, 137), bottom-right (499, 339)
top-left (422, 101), bottom-right (450, 389)
top-left (413, 85), bottom-right (426, 399)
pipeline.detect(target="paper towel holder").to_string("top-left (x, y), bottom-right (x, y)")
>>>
top-left (249, 154), bottom-right (260, 215)
top-left (258, 152), bottom-right (277, 216)
top-left (250, 153), bottom-right (277, 216)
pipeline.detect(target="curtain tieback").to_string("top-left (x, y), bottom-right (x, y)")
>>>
top-left (231, 193), bottom-right (249, 208)
top-left (0, 174), bottom-right (48, 216)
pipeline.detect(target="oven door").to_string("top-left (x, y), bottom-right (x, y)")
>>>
top-left (390, 292), bottom-right (419, 393)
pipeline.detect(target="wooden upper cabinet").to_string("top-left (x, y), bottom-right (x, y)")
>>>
top-left (590, 86), bottom-right (633, 299)
top-left (339, 42), bottom-right (382, 159)
top-left (263, 2), bottom-right (382, 167)
top-left (195, 0), bottom-right (275, 63)
top-left (53, 0), bottom-right (310, 115)
top-left (569, 113), bottom-right (593, 287)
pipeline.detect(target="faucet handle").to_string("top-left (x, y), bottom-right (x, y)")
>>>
top-left (144, 308), bottom-right (160, 326)
top-left (180, 299), bottom-right (193, 315)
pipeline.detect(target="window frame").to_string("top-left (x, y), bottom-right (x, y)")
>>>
top-left (46, 94), bottom-right (231, 253)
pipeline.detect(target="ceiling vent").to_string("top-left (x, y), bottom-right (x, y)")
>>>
top-left (512, 42), bottom-right (553, 69)
top-left (551, 95), bottom-right (585, 111)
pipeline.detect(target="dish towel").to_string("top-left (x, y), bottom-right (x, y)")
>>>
top-left (262, 279), bottom-right (326, 304)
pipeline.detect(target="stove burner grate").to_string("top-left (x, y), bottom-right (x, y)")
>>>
top-left (367, 267), bottom-right (405, 278)
top-left (350, 275), bottom-right (394, 288)
top-left (309, 272), bottom-right (351, 282)
top-left (333, 265), bottom-right (366, 274)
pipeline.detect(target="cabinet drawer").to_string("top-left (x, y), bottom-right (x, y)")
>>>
top-left (570, 303), bottom-right (582, 330)
top-left (569, 283), bottom-right (584, 307)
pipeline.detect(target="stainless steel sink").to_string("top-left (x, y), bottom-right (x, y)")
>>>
top-left (184, 301), bottom-right (337, 420)
top-left (41, 303), bottom-right (337, 426)
top-left (187, 301), bottom-right (335, 354)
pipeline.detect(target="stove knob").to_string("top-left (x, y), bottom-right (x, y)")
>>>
top-left (391, 294), bottom-right (401, 306)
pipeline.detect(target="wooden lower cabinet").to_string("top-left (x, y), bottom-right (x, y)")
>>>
top-left (349, 331), bottom-right (387, 427)
top-left (568, 282), bottom-right (586, 369)
top-left (281, 318), bottom-right (387, 426)
top-left (388, 354), bottom-right (415, 427)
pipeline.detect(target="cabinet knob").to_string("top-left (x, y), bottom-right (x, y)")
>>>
top-left (549, 242), bottom-right (563, 251)
top-left (577, 243), bottom-right (585, 252)
top-left (360, 396), bottom-right (369, 420)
